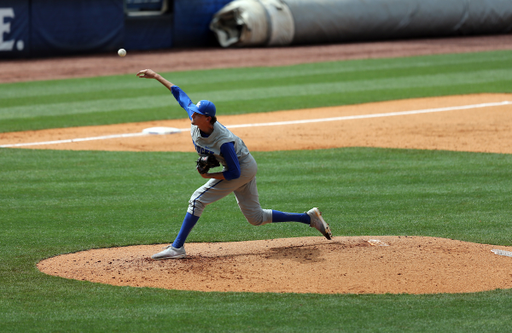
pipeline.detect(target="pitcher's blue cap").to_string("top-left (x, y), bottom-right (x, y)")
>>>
top-left (196, 100), bottom-right (216, 117)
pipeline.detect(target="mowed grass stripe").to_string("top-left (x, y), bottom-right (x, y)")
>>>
top-left (2, 55), bottom-right (512, 106)
top-left (1, 148), bottom-right (511, 255)
top-left (0, 50), bottom-right (511, 102)
top-left (1, 49), bottom-right (511, 100)
top-left (1, 67), bottom-right (512, 121)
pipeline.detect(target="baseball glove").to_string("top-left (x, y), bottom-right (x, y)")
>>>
top-left (196, 154), bottom-right (220, 174)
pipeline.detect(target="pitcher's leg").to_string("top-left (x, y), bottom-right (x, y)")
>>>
top-left (271, 210), bottom-right (310, 224)
top-left (187, 178), bottom-right (233, 217)
top-left (188, 171), bottom-right (262, 217)
top-left (234, 177), bottom-right (311, 226)
top-left (234, 178), bottom-right (332, 239)
top-left (172, 212), bottom-right (199, 248)
top-left (153, 178), bottom-right (239, 260)
top-left (234, 177), bottom-right (272, 226)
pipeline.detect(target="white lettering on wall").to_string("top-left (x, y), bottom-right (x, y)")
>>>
top-left (0, 8), bottom-right (16, 51)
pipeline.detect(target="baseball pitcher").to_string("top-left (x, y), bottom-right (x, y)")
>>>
top-left (137, 69), bottom-right (333, 259)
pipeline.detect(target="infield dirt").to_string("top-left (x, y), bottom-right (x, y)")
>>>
top-left (5, 35), bottom-right (512, 294)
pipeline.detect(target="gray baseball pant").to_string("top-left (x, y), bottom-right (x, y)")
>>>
top-left (187, 154), bottom-right (273, 226)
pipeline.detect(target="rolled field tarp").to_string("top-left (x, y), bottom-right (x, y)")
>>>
top-left (209, 0), bottom-right (512, 47)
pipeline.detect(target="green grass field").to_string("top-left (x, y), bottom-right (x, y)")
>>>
top-left (1, 50), bottom-right (512, 332)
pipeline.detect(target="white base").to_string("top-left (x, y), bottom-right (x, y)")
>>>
top-left (142, 127), bottom-right (181, 135)
top-left (491, 249), bottom-right (512, 257)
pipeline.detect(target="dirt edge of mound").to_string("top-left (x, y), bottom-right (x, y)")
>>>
top-left (38, 236), bottom-right (512, 295)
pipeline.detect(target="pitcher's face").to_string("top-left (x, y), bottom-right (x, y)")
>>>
top-left (191, 112), bottom-right (211, 129)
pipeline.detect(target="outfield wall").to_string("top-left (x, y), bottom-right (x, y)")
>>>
top-left (2, 0), bottom-right (511, 59)
top-left (0, 0), bottom-right (231, 59)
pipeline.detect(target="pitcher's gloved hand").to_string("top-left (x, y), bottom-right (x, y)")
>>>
top-left (196, 155), bottom-right (220, 174)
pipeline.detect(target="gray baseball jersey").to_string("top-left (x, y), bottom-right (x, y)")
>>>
top-left (191, 122), bottom-right (250, 167)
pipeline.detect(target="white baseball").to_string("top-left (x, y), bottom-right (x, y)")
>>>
top-left (118, 48), bottom-right (127, 57)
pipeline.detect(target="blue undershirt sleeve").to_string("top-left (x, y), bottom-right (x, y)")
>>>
top-left (220, 142), bottom-right (241, 181)
top-left (171, 86), bottom-right (198, 120)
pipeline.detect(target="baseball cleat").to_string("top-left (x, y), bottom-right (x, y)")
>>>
top-left (307, 207), bottom-right (333, 240)
top-left (151, 245), bottom-right (186, 260)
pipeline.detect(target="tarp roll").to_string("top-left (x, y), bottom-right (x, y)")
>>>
top-left (210, 0), bottom-right (512, 47)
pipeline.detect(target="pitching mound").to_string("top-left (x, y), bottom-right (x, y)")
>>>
top-left (37, 236), bottom-right (512, 294)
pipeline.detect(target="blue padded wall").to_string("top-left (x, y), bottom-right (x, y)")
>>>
top-left (30, 0), bottom-right (124, 57)
top-left (125, 14), bottom-right (174, 51)
top-left (174, 0), bottom-right (232, 47)
top-left (2, 0), bottom-right (232, 58)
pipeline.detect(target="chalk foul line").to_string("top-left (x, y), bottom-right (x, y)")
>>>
top-left (1, 101), bottom-right (510, 148)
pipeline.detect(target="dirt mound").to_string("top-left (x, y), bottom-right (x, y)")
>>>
top-left (38, 236), bottom-right (512, 294)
